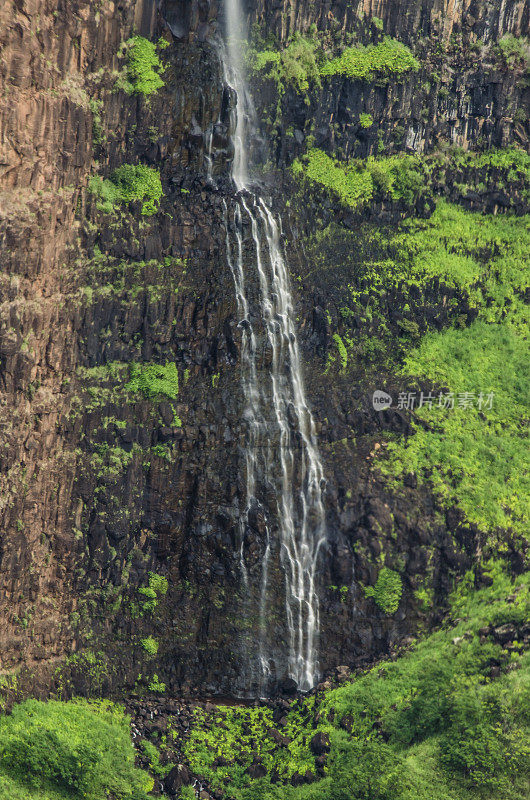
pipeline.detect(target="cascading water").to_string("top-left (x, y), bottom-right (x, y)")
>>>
top-left (221, 0), bottom-right (327, 692)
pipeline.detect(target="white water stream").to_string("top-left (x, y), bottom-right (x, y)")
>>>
top-left (222, 0), bottom-right (327, 692)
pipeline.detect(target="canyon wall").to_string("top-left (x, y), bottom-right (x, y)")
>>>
top-left (0, 0), bottom-right (527, 699)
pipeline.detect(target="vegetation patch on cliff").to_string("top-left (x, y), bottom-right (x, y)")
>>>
top-left (320, 36), bottom-right (419, 82)
top-left (125, 362), bottom-right (179, 401)
top-left (303, 198), bottom-right (529, 540)
top-left (294, 147), bottom-right (530, 216)
top-left (249, 29), bottom-right (322, 96)
top-left (116, 35), bottom-right (167, 97)
top-left (88, 165), bottom-right (163, 216)
top-left (293, 148), bottom-right (426, 210)
top-left (381, 320), bottom-right (529, 540)
top-left (363, 567), bottom-right (403, 613)
top-left (250, 33), bottom-right (418, 94)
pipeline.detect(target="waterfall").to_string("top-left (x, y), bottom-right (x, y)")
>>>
top-left (221, 0), bottom-right (327, 692)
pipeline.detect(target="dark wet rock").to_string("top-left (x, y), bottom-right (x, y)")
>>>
top-left (164, 764), bottom-right (191, 795)
top-left (310, 732), bottom-right (331, 755)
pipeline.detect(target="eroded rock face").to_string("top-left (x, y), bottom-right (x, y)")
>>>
top-left (0, 0), bottom-right (526, 698)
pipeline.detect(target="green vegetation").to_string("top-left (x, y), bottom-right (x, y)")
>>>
top-left (294, 148), bottom-right (424, 211)
top-left (359, 113), bottom-right (373, 128)
top-left (333, 333), bottom-right (348, 371)
top-left (184, 703), bottom-right (318, 797)
top-left (249, 30), bottom-right (321, 95)
top-left (294, 146), bottom-right (530, 215)
top-left (138, 572), bottom-right (169, 613)
top-left (118, 36), bottom-right (166, 96)
top-left (381, 321), bottom-right (529, 540)
top-left (320, 36), bottom-right (419, 82)
top-left (141, 740), bottom-right (171, 777)
top-left (126, 362), bottom-right (179, 400)
top-left (0, 699), bottom-right (154, 799)
top-left (147, 675), bottom-right (166, 694)
top-left (364, 567), bottom-right (403, 613)
top-left (374, 204), bottom-right (529, 540)
top-left (497, 34), bottom-right (530, 72)
top-left (306, 198), bottom-right (529, 540)
top-left (250, 34), bottom-right (418, 96)
top-left (140, 636), bottom-right (159, 657)
top-left (88, 164), bottom-right (163, 215)
top-left (182, 565), bottom-right (530, 800)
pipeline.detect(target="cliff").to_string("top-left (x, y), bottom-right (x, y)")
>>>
top-left (0, 0), bottom-right (528, 706)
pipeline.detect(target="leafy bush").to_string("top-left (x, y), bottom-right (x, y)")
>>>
top-left (249, 31), bottom-right (321, 95)
top-left (320, 37), bottom-right (419, 82)
top-left (118, 36), bottom-right (166, 96)
top-left (140, 636), bottom-right (159, 657)
top-left (88, 164), bottom-right (163, 215)
top-left (250, 33), bottom-right (417, 94)
top-left (333, 333), bottom-right (348, 370)
top-left (364, 567), bottom-right (403, 613)
top-left (138, 572), bottom-right (169, 613)
top-left (295, 148), bottom-right (373, 209)
top-left (497, 34), bottom-right (530, 72)
top-left (359, 113), bottom-right (373, 128)
top-left (0, 699), bottom-right (153, 799)
top-left (126, 362), bottom-right (179, 400)
top-left (147, 675), bottom-right (166, 694)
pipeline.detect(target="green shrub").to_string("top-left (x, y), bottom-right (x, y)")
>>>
top-left (119, 36), bottom-right (166, 96)
top-left (140, 636), bottom-right (159, 657)
top-left (497, 34), bottom-right (530, 72)
top-left (141, 740), bottom-right (171, 776)
top-left (138, 572), bottom-right (169, 613)
top-left (88, 164), bottom-right (163, 215)
top-left (320, 36), bottom-right (419, 82)
top-left (295, 149), bottom-right (425, 211)
top-left (333, 333), bottom-right (348, 370)
top-left (359, 112), bottom-right (373, 128)
top-left (249, 31), bottom-right (321, 96)
top-left (296, 148), bottom-right (374, 209)
top-left (0, 699), bottom-right (153, 799)
top-left (126, 362), bottom-right (179, 400)
top-left (364, 567), bottom-right (403, 613)
top-left (147, 675), bottom-right (166, 694)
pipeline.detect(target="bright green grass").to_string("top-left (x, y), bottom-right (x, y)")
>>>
top-left (181, 564), bottom-right (530, 800)
top-left (382, 321), bottom-right (529, 539)
top-left (0, 699), bottom-right (155, 799)
top-left (373, 204), bottom-right (530, 539)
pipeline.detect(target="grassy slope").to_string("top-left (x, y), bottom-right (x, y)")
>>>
top-left (183, 563), bottom-right (530, 800)
top-left (377, 203), bottom-right (529, 540)
top-left (302, 193), bottom-right (529, 543)
top-left (0, 699), bottom-right (155, 800)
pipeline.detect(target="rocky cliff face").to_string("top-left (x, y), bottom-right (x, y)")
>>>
top-left (0, 0), bottom-right (527, 701)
